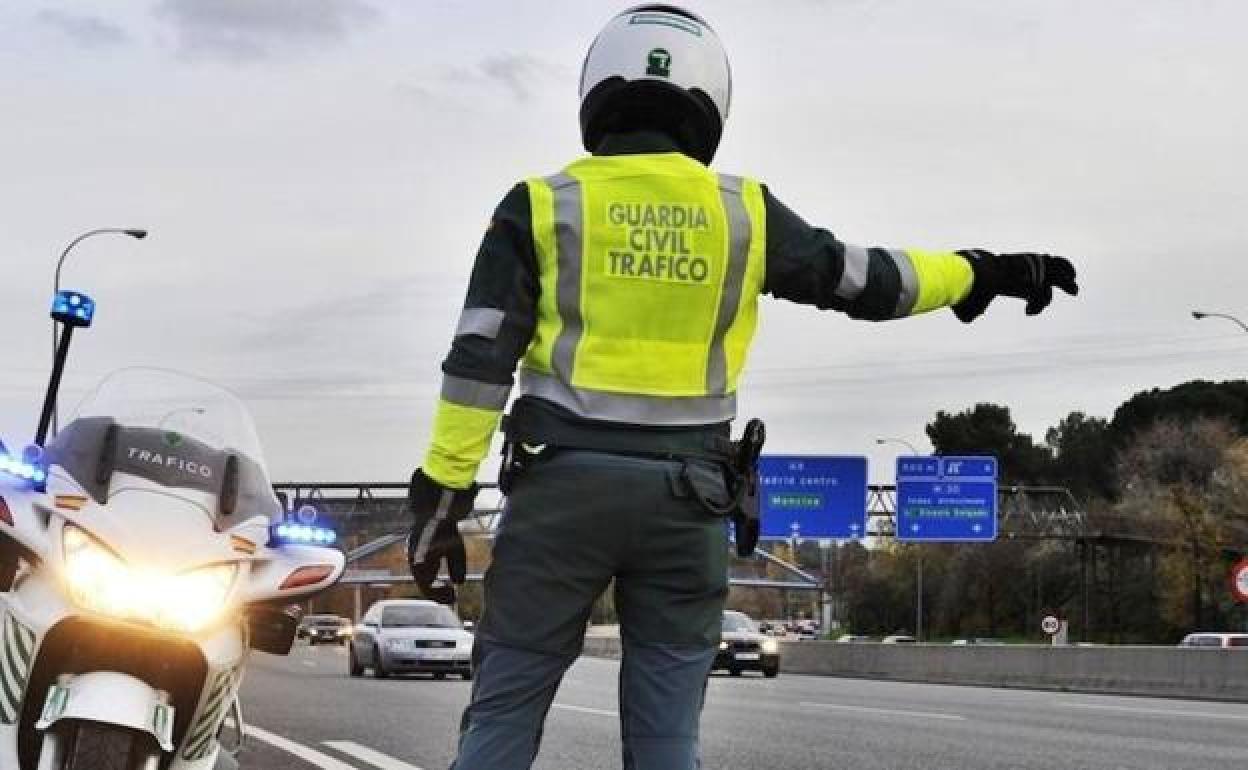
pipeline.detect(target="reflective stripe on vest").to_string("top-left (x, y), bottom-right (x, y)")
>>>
top-left (520, 155), bottom-right (765, 426)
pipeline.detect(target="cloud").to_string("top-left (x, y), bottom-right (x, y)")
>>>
top-left (154, 0), bottom-right (378, 61)
top-left (442, 53), bottom-right (567, 102)
top-left (36, 10), bottom-right (129, 48)
top-left (478, 53), bottom-right (565, 101)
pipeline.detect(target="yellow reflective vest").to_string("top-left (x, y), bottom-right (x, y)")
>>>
top-left (423, 153), bottom-right (973, 488)
top-left (520, 153), bottom-right (765, 425)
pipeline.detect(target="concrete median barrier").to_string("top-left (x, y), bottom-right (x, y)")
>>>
top-left (579, 636), bottom-right (1248, 701)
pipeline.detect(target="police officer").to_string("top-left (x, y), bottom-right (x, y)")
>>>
top-left (407, 5), bottom-right (1078, 769)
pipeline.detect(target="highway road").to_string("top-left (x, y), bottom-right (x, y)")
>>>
top-left (236, 642), bottom-right (1248, 769)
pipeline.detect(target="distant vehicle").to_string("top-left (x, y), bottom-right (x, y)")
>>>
top-left (882, 634), bottom-right (917, 644)
top-left (714, 610), bottom-right (780, 677)
top-left (836, 634), bottom-right (875, 644)
top-left (349, 600), bottom-right (474, 679)
top-left (794, 619), bottom-right (819, 640)
top-left (1178, 632), bottom-right (1248, 648)
top-left (300, 614), bottom-right (352, 645)
top-left (951, 637), bottom-right (1006, 646)
top-left (758, 620), bottom-right (787, 636)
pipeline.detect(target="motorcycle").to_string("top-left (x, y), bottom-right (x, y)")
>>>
top-left (0, 364), bottom-right (345, 770)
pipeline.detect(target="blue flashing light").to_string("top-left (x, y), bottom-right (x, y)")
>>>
top-left (51, 290), bottom-right (96, 328)
top-left (271, 521), bottom-right (337, 547)
top-left (0, 446), bottom-right (47, 489)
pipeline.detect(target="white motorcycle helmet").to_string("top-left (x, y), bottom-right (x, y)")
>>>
top-left (579, 4), bottom-right (731, 164)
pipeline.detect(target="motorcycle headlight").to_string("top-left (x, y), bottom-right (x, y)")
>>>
top-left (761, 639), bottom-right (779, 654)
top-left (63, 525), bottom-right (237, 634)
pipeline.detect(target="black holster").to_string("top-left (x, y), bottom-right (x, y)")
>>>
top-left (498, 439), bottom-right (549, 496)
top-left (727, 419), bottom-right (765, 557)
top-left (669, 418), bottom-right (765, 557)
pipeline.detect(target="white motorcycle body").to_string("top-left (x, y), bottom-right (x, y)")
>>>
top-left (0, 369), bottom-right (344, 770)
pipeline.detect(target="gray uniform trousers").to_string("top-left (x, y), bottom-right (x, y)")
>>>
top-left (449, 450), bottom-right (731, 770)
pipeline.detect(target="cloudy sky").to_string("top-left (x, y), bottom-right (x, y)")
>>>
top-left (2, 0), bottom-right (1247, 483)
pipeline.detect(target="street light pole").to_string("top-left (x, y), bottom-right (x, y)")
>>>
top-left (49, 228), bottom-right (147, 436)
top-left (875, 436), bottom-right (925, 640)
top-left (1191, 310), bottom-right (1248, 334)
top-left (875, 437), bottom-right (921, 455)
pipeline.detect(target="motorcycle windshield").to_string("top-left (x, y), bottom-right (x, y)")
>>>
top-left (47, 368), bottom-right (281, 523)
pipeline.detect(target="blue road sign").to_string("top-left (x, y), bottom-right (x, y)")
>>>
top-left (896, 455), bottom-right (998, 542)
top-left (758, 455), bottom-right (868, 539)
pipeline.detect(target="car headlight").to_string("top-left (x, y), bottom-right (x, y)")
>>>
top-left (761, 639), bottom-right (779, 654)
top-left (386, 638), bottom-right (408, 651)
top-left (63, 525), bottom-right (236, 634)
top-left (719, 641), bottom-right (729, 651)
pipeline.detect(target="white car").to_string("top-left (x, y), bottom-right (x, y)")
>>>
top-left (882, 634), bottom-right (917, 644)
top-left (1178, 632), bottom-right (1248, 648)
top-left (349, 600), bottom-right (474, 679)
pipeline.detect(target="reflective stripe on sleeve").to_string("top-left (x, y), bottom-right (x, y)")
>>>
top-left (440, 374), bottom-right (511, 411)
top-left (410, 490), bottom-right (454, 564)
top-left (836, 243), bottom-right (870, 301)
top-left (519, 368), bottom-right (735, 426)
top-left (454, 307), bottom-right (505, 340)
top-left (706, 174), bottom-right (752, 395)
top-left (548, 173), bottom-right (585, 384)
top-left (890, 248), bottom-right (920, 317)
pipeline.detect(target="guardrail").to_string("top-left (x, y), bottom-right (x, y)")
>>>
top-left (579, 638), bottom-right (1248, 702)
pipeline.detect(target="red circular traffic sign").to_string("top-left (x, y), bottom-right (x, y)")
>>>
top-left (1232, 559), bottom-right (1248, 603)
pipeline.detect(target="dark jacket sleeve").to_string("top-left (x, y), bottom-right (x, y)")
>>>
top-left (761, 185), bottom-right (973, 320)
top-left (423, 183), bottom-right (539, 488)
top-left (441, 183), bottom-right (540, 385)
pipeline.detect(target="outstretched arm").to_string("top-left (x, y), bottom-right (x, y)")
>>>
top-left (761, 187), bottom-right (1077, 320)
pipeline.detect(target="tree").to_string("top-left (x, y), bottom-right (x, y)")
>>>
top-left (1114, 418), bottom-right (1245, 633)
top-left (926, 403), bottom-right (1052, 484)
top-left (1110, 380), bottom-right (1248, 448)
top-left (1046, 412), bottom-right (1115, 501)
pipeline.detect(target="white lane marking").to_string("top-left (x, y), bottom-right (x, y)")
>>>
top-left (552, 703), bottom-right (618, 717)
top-left (302, 660), bottom-right (318, 667)
top-left (798, 701), bottom-right (965, 721)
top-left (246, 724), bottom-right (360, 769)
top-left (1062, 701), bottom-right (1248, 721)
top-left (324, 741), bottom-right (424, 770)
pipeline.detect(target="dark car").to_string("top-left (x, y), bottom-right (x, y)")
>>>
top-left (299, 614), bottom-right (351, 645)
top-left (713, 610), bottom-right (780, 678)
top-left (349, 600), bottom-right (474, 680)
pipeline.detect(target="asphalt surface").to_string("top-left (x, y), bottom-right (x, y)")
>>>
top-left (237, 642), bottom-right (1248, 770)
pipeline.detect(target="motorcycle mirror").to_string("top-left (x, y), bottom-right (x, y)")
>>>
top-left (220, 454), bottom-right (239, 517)
top-left (93, 424), bottom-right (118, 495)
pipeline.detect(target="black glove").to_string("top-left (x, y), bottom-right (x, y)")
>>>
top-left (407, 469), bottom-right (478, 604)
top-left (952, 250), bottom-right (1079, 323)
